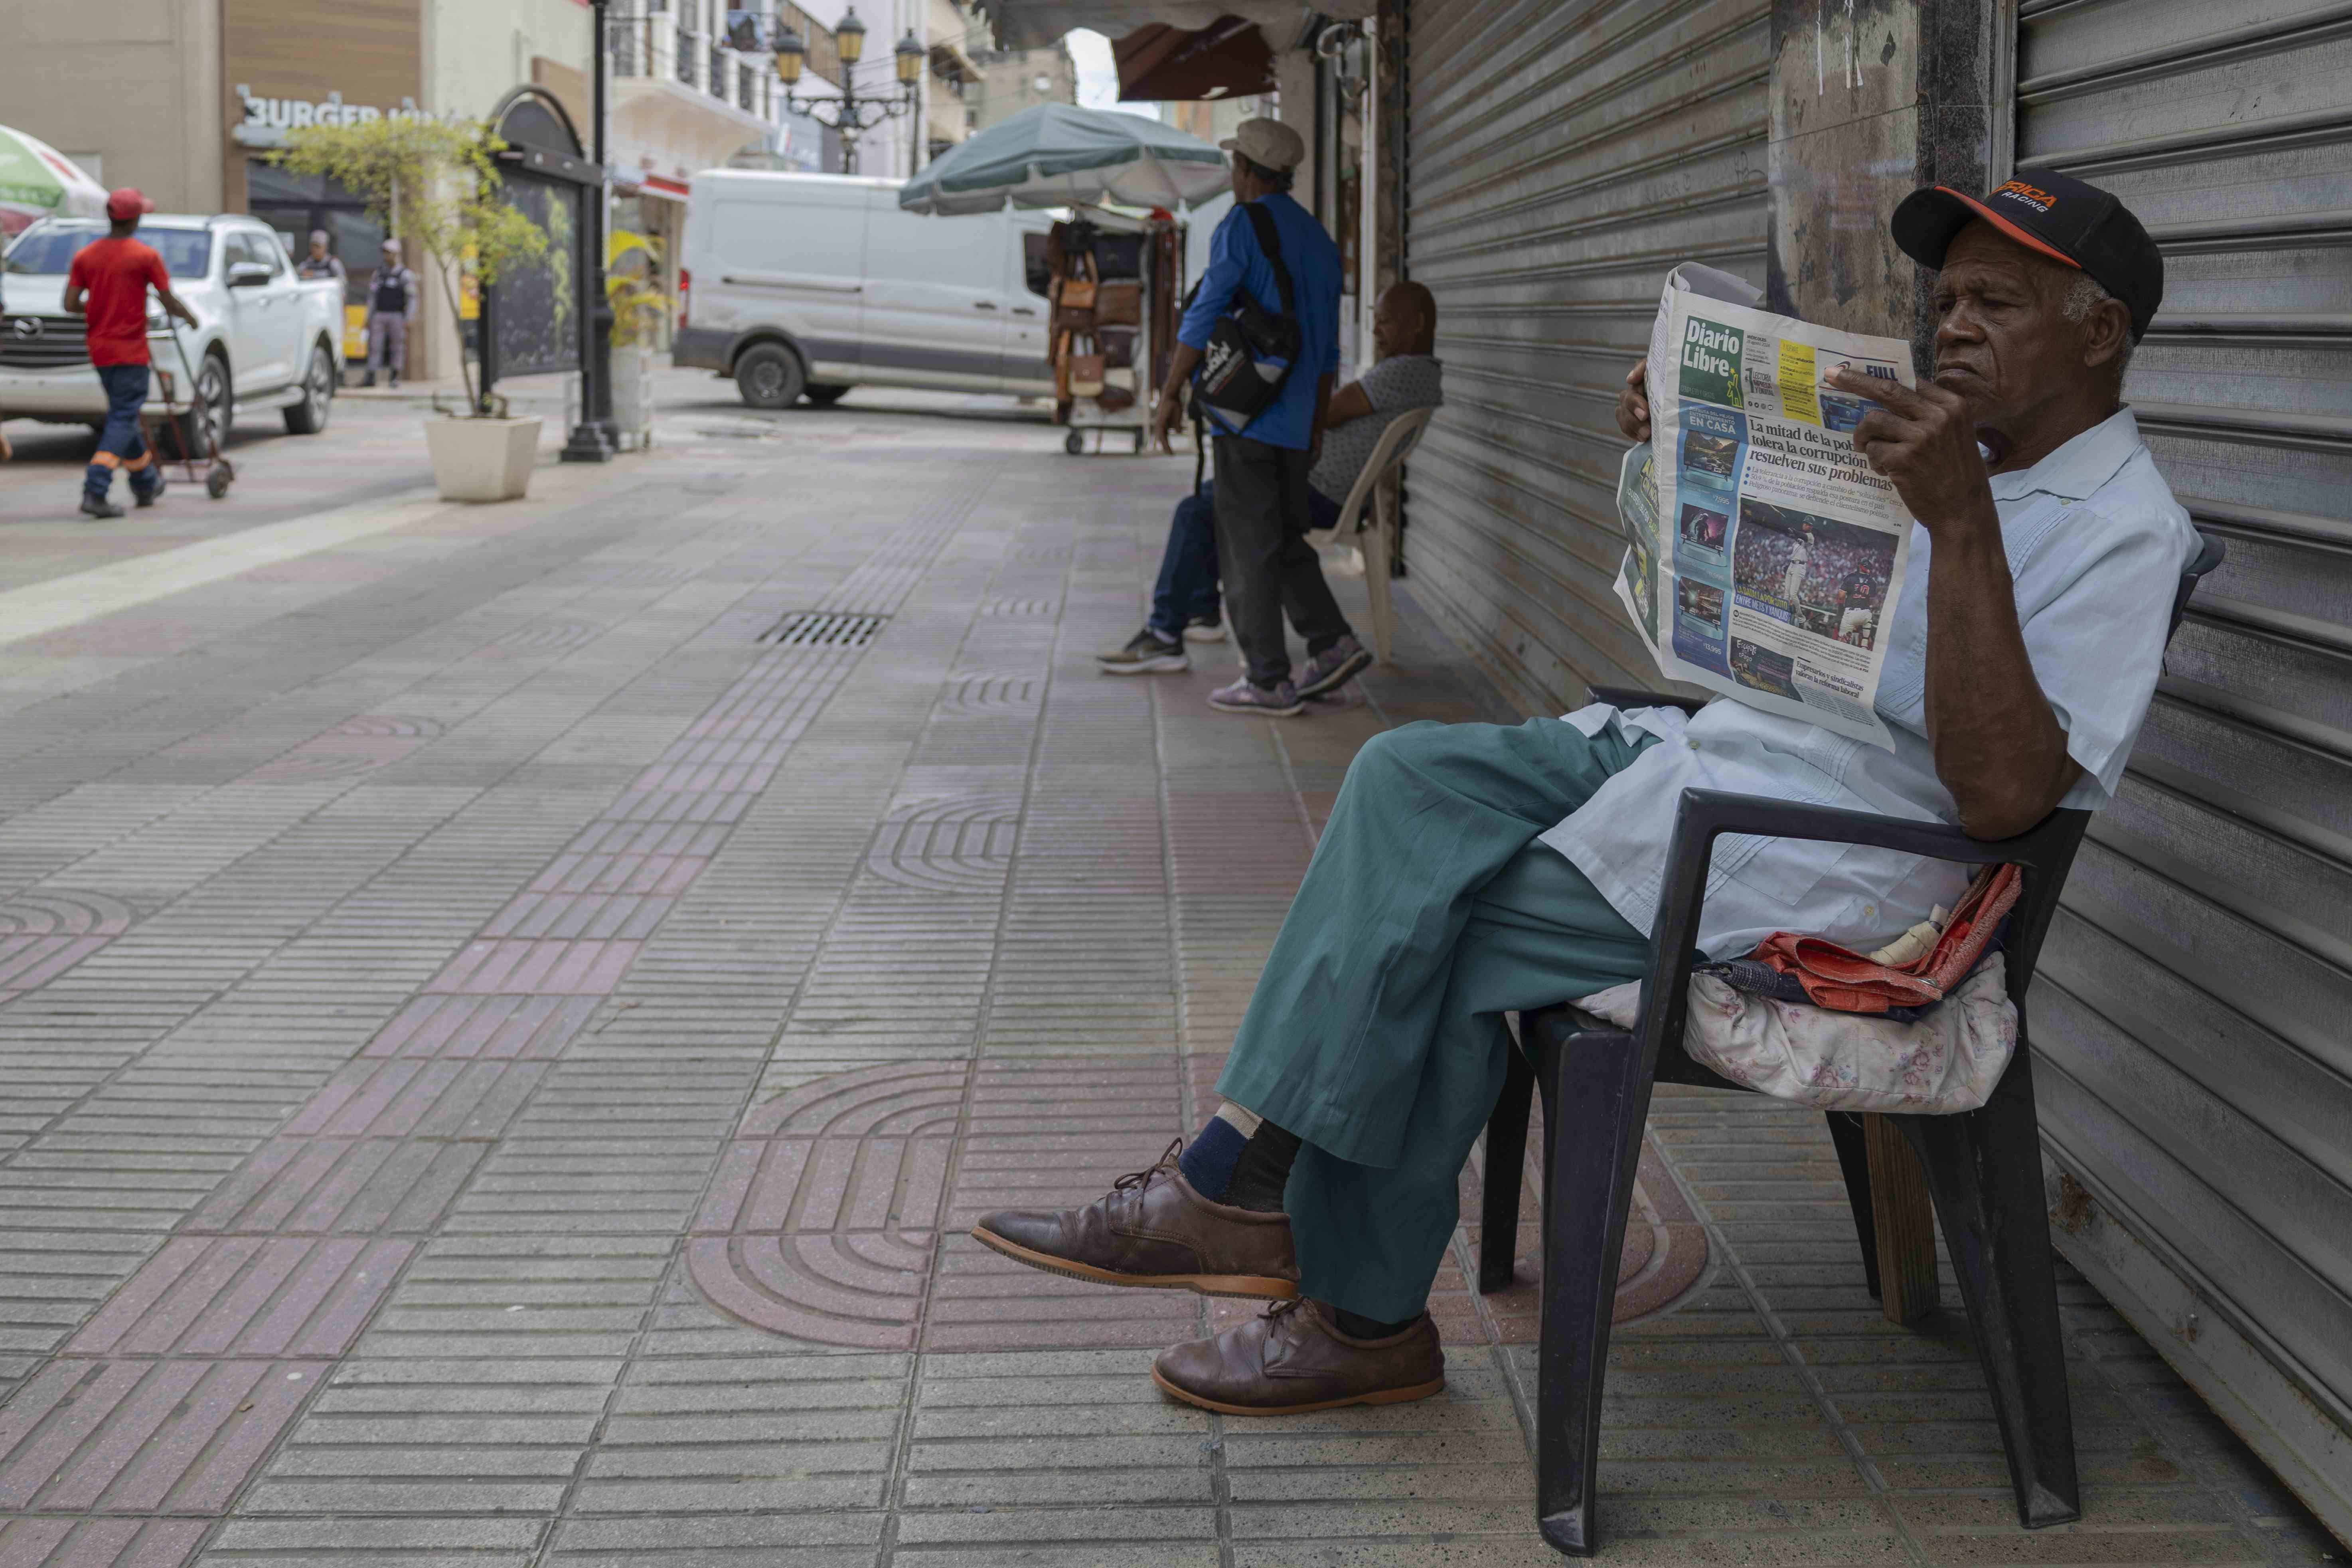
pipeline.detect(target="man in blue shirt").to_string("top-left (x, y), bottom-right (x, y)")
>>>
top-left (1150, 118), bottom-right (1354, 716)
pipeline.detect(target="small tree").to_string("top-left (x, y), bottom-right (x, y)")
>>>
top-left (606, 231), bottom-right (669, 349)
top-left (273, 117), bottom-right (548, 415)
top-left (608, 276), bottom-right (671, 348)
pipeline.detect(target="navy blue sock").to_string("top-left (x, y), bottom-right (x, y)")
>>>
top-left (1176, 1112), bottom-right (1248, 1200)
top-left (1332, 1306), bottom-right (1418, 1339)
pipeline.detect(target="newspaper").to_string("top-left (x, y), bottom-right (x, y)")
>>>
top-left (1611, 264), bottom-right (1916, 749)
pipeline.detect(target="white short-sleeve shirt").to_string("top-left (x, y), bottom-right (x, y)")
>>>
top-left (1540, 408), bottom-right (2198, 959)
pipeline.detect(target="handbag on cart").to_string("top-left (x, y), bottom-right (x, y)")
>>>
top-left (1098, 327), bottom-right (1137, 369)
top-left (1092, 231), bottom-right (1147, 278)
top-left (1049, 253), bottom-right (1099, 335)
top-left (1068, 344), bottom-right (1107, 398)
top-left (1058, 253), bottom-right (1100, 312)
top-left (1094, 280), bottom-right (1143, 326)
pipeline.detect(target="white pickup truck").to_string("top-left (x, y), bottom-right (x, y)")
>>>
top-left (0, 213), bottom-right (344, 447)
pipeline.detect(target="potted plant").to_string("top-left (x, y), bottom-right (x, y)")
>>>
top-left (274, 117), bottom-right (550, 501)
top-left (605, 234), bottom-right (668, 449)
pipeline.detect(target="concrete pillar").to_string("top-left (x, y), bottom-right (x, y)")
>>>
top-left (1272, 38), bottom-right (1321, 231)
top-left (1766, 0), bottom-right (2007, 356)
top-left (188, 0), bottom-right (227, 212)
top-left (1373, 0), bottom-right (1405, 298)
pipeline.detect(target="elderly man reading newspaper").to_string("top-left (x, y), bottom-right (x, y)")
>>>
top-left (973, 173), bottom-right (2196, 1416)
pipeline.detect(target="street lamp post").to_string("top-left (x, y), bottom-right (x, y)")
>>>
top-left (561, 0), bottom-right (616, 464)
top-left (559, 4), bottom-right (915, 464)
top-left (766, 7), bottom-right (925, 176)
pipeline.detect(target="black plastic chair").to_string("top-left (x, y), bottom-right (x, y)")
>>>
top-left (1480, 530), bottom-right (2224, 1557)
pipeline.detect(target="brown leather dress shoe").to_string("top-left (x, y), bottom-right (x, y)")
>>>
top-left (970, 1139), bottom-right (1298, 1299)
top-left (1152, 1298), bottom-right (1446, 1415)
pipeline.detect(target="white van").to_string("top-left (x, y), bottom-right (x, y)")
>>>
top-left (675, 171), bottom-right (1062, 409)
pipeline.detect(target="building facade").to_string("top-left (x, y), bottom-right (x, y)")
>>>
top-left (606, 0), bottom-right (806, 349)
top-left (919, 0), bottom-right (981, 163)
top-left (10, 0), bottom-right (227, 214)
top-left (608, 0), bottom-right (796, 200)
top-left (966, 41), bottom-right (1078, 134)
top-left (6, 0), bottom-right (595, 383)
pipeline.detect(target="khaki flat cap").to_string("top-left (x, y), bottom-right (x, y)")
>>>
top-left (1220, 117), bottom-right (1306, 173)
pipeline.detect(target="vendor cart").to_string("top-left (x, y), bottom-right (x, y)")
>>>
top-left (896, 103), bottom-right (1226, 460)
top-left (1050, 209), bottom-right (1185, 457)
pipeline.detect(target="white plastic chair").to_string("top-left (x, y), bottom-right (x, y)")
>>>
top-left (1304, 406), bottom-right (1435, 664)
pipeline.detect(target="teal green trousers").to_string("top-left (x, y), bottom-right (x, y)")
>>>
top-left (1215, 717), bottom-right (1659, 1322)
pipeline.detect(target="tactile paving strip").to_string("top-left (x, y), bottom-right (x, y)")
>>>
top-left (0, 480), bottom-right (998, 1559)
top-left (0, 890), bottom-right (135, 1005)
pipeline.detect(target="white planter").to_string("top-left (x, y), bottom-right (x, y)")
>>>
top-left (610, 345), bottom-right (655, 446)
top-left (423, 415), bottom-right (541, 502)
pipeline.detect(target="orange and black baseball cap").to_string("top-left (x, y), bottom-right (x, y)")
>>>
top-left (1892, 172), bottom-right (2162, 340)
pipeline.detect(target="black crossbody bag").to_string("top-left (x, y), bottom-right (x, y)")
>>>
top-left (1192, 203), bottom-right (1302, 436)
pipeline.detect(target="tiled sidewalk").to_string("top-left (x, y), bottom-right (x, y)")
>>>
top-left (0, 404), bottom-right (2335, 1566)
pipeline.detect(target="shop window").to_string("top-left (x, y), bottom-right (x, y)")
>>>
top-left (247, 156), bottom-right (386, 310)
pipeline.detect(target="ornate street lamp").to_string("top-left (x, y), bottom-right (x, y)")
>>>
top-left (772, 24), bottom-right (807, 84)
top-left (761, 6), bottom-right (922, 176)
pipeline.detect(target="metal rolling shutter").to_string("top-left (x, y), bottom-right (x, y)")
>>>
top-left (2014, 0), bottom-right (2352, 1524)
top-left (1401, 0), bottom-right (1770, 712)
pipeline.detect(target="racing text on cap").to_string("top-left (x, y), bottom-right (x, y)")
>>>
top-left (1993, 180), bottom-right (2059, 214)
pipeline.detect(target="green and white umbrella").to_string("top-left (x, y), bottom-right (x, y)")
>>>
top-left (898, 103), bottom-right (1228, 216)
top-left (0, 124), bottom-right (107, 240)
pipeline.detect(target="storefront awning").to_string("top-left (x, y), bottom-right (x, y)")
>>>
top-left (1112, 15), bottom-right (1276, 101)
top-left (930, 36), bottom-right (983, 83)
top-left (974, 0), bottom-right (1371, 52)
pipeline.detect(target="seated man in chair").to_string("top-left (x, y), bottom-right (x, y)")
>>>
top-left (1096, 280), bottom-right (1444, 699)
top-left (985, 176), bottom-right (2194, 1413)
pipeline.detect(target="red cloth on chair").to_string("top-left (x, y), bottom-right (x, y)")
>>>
top-left (1749, 863), bottom-right (2021, 1014)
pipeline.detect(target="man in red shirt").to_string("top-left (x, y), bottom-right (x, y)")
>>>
top-left (63, 189), bottom-right (198, 519)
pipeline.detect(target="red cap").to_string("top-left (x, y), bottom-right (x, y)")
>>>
top-left (105, 188), bottom-right (152, 222)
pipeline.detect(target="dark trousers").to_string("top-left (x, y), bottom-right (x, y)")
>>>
top-left (86, 363), bottom-right (158, 502)
top-left (1151, 480), bottom-right (1346, 642)
top-left (1148, 486), bottom-right (1222, 641)
top-left (1210, 438), bottom-right (1353, 687)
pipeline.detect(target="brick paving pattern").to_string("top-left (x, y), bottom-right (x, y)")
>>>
top-left (0, 394), bottom-right (2336, 1566)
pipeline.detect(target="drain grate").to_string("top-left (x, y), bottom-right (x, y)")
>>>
top-left (759, 611), bottom-right (889, 648)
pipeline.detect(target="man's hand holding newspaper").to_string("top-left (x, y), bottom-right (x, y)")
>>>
top-left (1831, 366), bottom-right (2001, 539)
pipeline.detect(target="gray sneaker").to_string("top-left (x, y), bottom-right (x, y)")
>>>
top-left (1183, 616), bottom-right (1227, 644)
top-left (1098, 628), bottom-right (1189, 675)
top-left (1295, 635), bottom-right (1373, 699)
top-left (1209, 676), bottom-right (1305, 717)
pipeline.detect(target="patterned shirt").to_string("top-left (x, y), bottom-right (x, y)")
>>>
top-left (1309, 354), bottom-right (1444, 503)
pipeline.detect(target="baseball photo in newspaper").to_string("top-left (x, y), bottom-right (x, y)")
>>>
top-left (1611, 263), bottom-right (1919, 749)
